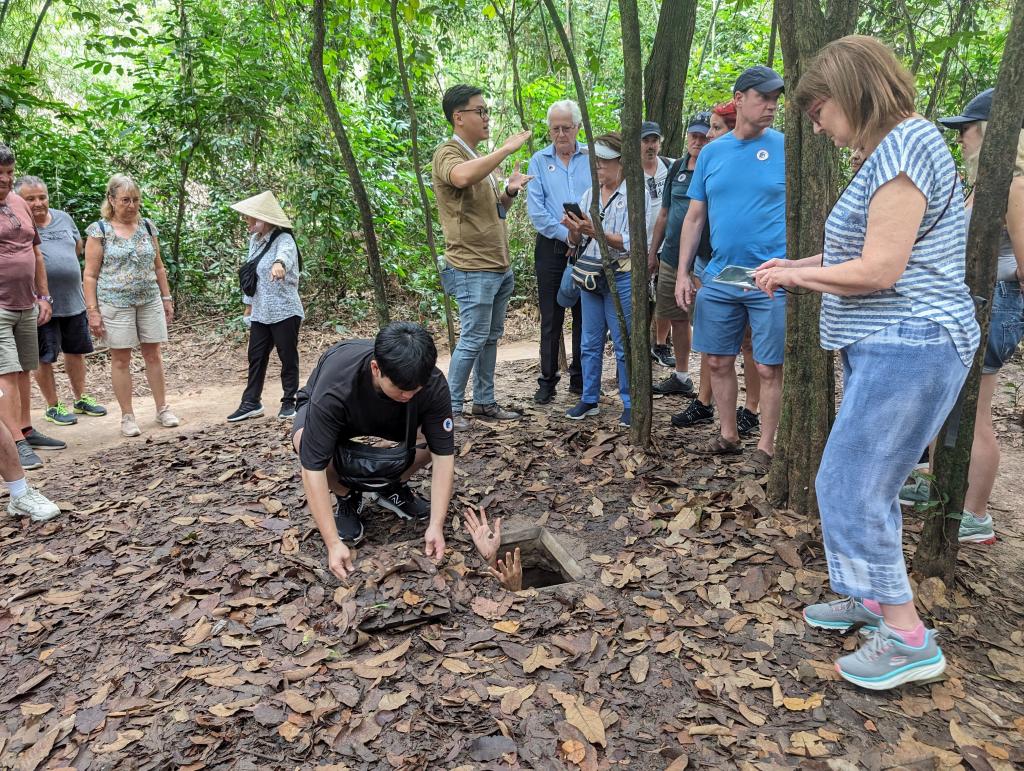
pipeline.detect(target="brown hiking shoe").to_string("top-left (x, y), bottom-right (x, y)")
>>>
top-left (471, 403), bottom-right (522, 421)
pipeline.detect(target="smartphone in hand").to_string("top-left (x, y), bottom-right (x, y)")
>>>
top-left (562, 201), bottom-right (585, 219)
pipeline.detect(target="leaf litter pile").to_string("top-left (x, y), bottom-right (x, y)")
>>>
top-left (2, 358), bottom-right (1024, 769)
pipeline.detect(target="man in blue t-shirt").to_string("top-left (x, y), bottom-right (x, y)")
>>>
top-left (673, 66), bottom-right (786, 471)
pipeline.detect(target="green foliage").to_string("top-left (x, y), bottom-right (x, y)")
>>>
top-left (0, 0), bottom-right (1014, 324)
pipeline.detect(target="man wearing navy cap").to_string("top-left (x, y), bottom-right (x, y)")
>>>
top-left (647, 112), bottom-right (712, 398)
top-left (673, 65), bottom-right (787, 472)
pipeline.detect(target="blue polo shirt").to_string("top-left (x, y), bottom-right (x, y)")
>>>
top-left (687, 128), bottom-right (786, 274)
top-left (526, 142), bottom-right (592, 244)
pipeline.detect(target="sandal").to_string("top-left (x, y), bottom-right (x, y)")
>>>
top-left (687, 435), bottom-right (743, 456)
top-left (746, 448), bottom-right (773, 475)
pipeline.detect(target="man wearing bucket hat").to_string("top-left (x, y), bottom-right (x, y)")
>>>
top-left (227, 191), bottom-right (304, 422)
top-left (432, 84), bottom-right (534, 431)
top-left (674, 65), bottom-right (787, 473)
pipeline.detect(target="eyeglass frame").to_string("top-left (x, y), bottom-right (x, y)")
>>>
top-left (455, 107), bottom-right (490, 119)
top-left (548, 124), bottom-right (579, 136)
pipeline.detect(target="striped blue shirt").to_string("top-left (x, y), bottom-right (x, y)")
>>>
top-left (820, 118), bottom-right (979, 365)
top-left (578, 180), bottom-right (656, 271)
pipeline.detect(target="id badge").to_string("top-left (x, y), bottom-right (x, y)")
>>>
top-left (496, 202), bottom-right (507, 220)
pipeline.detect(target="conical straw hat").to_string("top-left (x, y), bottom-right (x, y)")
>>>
top-left (230, 190), bottom-right (292, 229)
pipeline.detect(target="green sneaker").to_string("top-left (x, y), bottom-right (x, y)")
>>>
top-left (958, 512), bottom-right (996, 544)
top-left (73, 394), bottom-right (108, 417)
top-left (44, 402), bottom-right (78, 426)
top-left (898, 471), bottom-right (933, 505)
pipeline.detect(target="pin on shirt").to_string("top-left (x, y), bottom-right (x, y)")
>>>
top-left (756, 149), bottom-right (770, 161)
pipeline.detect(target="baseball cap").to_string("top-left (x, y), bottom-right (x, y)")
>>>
top-left (938, 88), bottom-right (994, 129)
top-left (686, 111), bottom-right (711, 135)
top-left (640, 121), bottom-right (663, 139)
top-left (734, 65), bottom-right (784, 95)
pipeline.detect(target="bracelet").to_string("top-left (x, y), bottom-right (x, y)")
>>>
top-left (504, 186), bottom-right (519, 198)
top-left (161, 296), bottom-right (173, 301)
top-left (35, 294), bottom-right (53, 303)
top-left (86, 305), bottom-right (99, 311)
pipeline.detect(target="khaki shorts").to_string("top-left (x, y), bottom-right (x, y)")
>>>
top-left (0, 306), bottom-right (40, 374)
top-left (654, 261), bottom-right (689, 322)
top-left (100, 296), bottom-right (168, 349)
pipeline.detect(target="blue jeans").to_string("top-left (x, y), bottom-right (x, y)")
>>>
top-left (580, 271), bottom-right (632, 408)
top-left (983, 280), bottom-right (1023, 374)
top-left (443, 267), bottom-right (514, 411)
top-left (815, 319), bottom-right (972, 604)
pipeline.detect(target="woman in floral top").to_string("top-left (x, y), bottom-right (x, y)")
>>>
top-left (83, 174), bottom-right (180, 437)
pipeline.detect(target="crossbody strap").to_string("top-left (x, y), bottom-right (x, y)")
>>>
top-left (576, 190), bottom-right (622, 257)
top-left (914, 176), bottom-right (957, 246)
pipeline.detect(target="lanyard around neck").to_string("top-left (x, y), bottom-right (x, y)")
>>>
top-left (452, 134), bottom-right (499, 198)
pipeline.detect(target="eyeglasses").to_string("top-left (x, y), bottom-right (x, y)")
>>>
top-left (806, 99), bottom-right (825, 125)
top-left (549, 125), bottom-right (577, 135)
top-left (0, 204), bottom-right (21, 229)
top-left (456, 107), bottom-right (490, 119)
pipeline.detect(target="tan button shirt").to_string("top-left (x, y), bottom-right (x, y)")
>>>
top-left (431, 139), bottom-right (510, 272)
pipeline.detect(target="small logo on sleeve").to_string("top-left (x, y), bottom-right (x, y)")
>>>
top-left (443, 418), bottom-right (453, 432)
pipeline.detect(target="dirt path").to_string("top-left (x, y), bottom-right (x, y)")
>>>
top-left (29, 337), bottom-right (544, 464)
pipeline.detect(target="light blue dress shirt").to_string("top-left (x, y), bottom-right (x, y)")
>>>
top-left (526, 142), bottom-right (592, 245)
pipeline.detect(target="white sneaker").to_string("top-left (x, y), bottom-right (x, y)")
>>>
top-left (157, 406), bottom-right (180, 428)
top-left (121, 414), bottom-right (141, 437)
top-left (8, 487), bottom-right (61, 522)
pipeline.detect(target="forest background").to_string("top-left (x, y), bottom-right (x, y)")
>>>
top-left (0, 0), bottom-right (1013, 332)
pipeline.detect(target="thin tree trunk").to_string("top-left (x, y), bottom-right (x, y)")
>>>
top-left (540, 0), bottom-right (630, 365)
top-left (389, 0), bottom-right (455, 351)
top-left (913, 0), bottom-right (1024, 582)
top-left (310, 0), bottom-right (389, 327)
top-left (642, 0), bottom-right (698, 158)
top-left (495, 1), bottom-right (534, 153)
top-left (0, 0), bottom-right (12, 33)
top-left (768, 0), bottom-right (859, 514)
top-left (923, 0), bottom-right (974, 120)
top-left (766, 1), bottom-right (778, 69)
top-left (21, 0), bottom-right (54, 68)
top-left (619, 0), bottom-right (650, 447)
top-left (171, 136), bottom-right (198, 299)
top-left (692, 0), bottom-right (723, 81)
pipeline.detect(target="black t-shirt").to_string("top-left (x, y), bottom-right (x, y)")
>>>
top-left (296, 340), bottom-right (455, 471)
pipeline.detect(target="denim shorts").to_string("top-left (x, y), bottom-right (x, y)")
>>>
top-left (983, 280), bottom-right (1024, 374)
top-left (692, 274), bottom-right (786, 365)
top-left (38, 311), bottom-right (94, 363)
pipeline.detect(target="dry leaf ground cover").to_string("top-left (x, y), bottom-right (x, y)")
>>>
top-left (2, 346), bottom-right (1023, 770)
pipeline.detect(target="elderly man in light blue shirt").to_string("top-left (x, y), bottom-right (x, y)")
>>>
top-left (526, 99), bottom-right (591, 406)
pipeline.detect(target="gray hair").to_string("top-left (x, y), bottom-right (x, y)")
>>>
top-left (546, 99), bottom-right (582, 126)
top-left (14, 175), bottom-right (46, 193)
top-left (0, 144), bottom-right (14, 166)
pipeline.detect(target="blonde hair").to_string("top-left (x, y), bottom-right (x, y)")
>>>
top-left (963, 122), bottom-right (1024, 185)
top-left (793, 35), bottom-right (916, 148)
top-left (100, 173), bottom-right (141, 220)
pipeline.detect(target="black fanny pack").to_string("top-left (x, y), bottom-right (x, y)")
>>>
top-left (335, 404), bottom-right (416, 492)
top-left (239, 229), bottom-right (284, 296)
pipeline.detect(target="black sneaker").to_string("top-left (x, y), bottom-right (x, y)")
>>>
top-left (671, 399), bottom-right (715, 428)
top-left (736, 407), bottom-right (760, 436)
top-left (374, 482), bottom-right (430, 521)
top-left (651, 345), bottom-right (676, 368)
top-left (533, 381), bottom-right (557, 405)
top-left (16, 440), bottom-right (42, 470)
top-left (24, 428), bottom-right (65, 451)
top-left (227, 403), bottom-right (264, 422)
top-left (277, 402), bottom-right (297, 420)
top-left (334, 492), bottom-right (365, 544)
top-left (652, 373), bottom-right (697, 397)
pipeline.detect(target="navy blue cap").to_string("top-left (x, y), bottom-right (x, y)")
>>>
top-left (939, 88), bottom-right (993, 128)
top-left (640, 120), bottom-right (663, 138)
top-left (734, 65), bottom-right (784, 95)
top-left (686, 111), bottom-right (711, 135)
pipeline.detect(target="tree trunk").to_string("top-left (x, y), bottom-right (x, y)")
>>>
top-left (768, 0), bottom-right (859, 514)
top-left (913, 0), bottom-right (1024, 582)
top-left (310, 0), bottom-right (390, 327)
top-left (642, 0), bottom-right (697, 159)
top-left (540, 0), bottom-right (631, 374)
top-left (922, 0), bottom-right (974, 120)
top-left (389, 0), bottom-right (455, 351)
top-left (21, 0), bottom-right (54, 68)
top-left (766, 2), bottom-right (778, 68)
top-left (171, 136), bottom-right (198, 299)
top-left (619, 0), bottom-right (650, 447)
top-left (692, 0), bottom-right (724, 84)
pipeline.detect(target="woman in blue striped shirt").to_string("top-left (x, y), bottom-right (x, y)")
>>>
top-left (754, 36), bottom-right (979, 690)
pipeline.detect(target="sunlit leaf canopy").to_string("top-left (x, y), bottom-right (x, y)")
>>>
top-left (0, 0), bottom-right (1010, 322)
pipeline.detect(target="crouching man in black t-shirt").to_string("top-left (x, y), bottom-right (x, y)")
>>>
top-left (292, 322), bottom-right (455, 580)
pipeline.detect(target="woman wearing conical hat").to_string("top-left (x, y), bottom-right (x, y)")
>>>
top-left (227, 191), bottom-right (304, 422)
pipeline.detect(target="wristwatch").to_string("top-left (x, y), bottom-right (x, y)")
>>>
top-left (504, 185), bottom-right (519, 198)
top-left (35, 294), bottom-right (53, 303)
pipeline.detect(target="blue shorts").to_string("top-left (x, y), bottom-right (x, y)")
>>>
top-left (37, 311), bottom-right (94, 364)
top-left (983, 280), bottom-right (1023, 374)
top-left (692, 275), bottom-right (786, 365)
